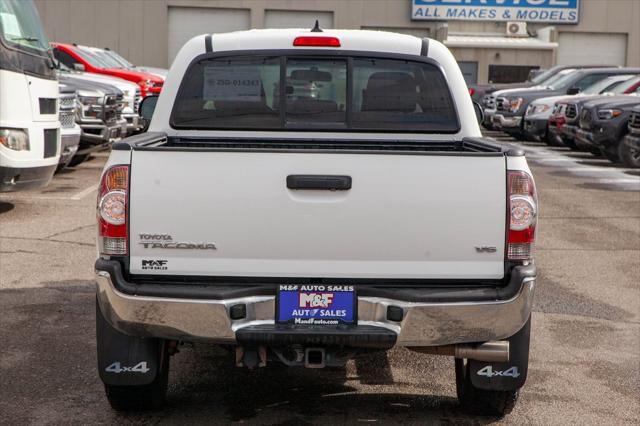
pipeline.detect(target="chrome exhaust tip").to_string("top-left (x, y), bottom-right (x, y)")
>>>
top-left (409, 340), bottom-right (510, 362)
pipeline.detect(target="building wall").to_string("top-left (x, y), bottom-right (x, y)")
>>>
top-left (35, 0), bottom-right (639, 77)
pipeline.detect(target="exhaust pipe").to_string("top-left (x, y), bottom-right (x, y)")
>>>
top-left (410, 341), bottom-right (509, 362)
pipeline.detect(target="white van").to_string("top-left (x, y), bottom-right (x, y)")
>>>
top-left (0, 0), bottom-right (59, 191)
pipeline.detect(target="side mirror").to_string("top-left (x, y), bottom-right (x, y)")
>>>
top-left (73, 63), bottom-right (85, 72)
top-left (139, 95), bottom-right (159, 131)
top-left (566, 87), bottom-right (580, 95)
top-left (473, 101), bottom-right (484, 125)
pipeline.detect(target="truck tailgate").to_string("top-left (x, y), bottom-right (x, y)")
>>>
top-left (129, 150), bottom-right (506, 279)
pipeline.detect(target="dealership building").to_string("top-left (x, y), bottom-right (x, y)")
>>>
top-left (36, 0), bottom-right (640, 84)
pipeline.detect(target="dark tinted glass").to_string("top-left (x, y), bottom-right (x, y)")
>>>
top-left (285, 58), bottom-right (347, 126)
top-left (172, 56), bottom-right (281, 129)
top-left (172, 55), bottom-right (459, 133)
top-left (53, 48), bottom-right (78, 67)
top-left (351, 58), bottom-right (458, 131)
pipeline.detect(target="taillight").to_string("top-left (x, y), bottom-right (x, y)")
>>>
top-left (507, 170), bottom-right (537, 262)
top-left (469, 88), bottom-right (475, 97)
top-left (293, 36), bottom-right (341, 47)
top-left (98, 165), bottom-right (129, 255)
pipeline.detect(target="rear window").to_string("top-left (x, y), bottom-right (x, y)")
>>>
top-left (171, 55), bottom-right (459, 133)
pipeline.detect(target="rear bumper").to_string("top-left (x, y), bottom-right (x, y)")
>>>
top-left (95, 259), bottom-right (536, 348)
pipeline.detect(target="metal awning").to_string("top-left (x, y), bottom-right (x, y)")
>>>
top-left (444, 35), bottom-right (558, 50)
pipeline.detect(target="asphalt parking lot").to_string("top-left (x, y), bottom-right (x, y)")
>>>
top-left (1, 136), bottom-right (638, 425)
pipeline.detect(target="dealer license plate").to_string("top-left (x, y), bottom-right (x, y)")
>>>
top-left (276, 284), bottom-right (356, 325)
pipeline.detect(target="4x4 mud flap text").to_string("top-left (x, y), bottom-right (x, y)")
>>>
top-left (96, 301), bottom-right (164, 386)
top-left (469, 316), bottom-right (531, 391)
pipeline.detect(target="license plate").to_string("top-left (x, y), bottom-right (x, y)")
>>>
top-left (276, 284), bottom-right (356, 325)
top-left (110, 128), bottom-right (120, 139)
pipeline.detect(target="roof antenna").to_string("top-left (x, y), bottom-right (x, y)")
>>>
top-left (311, 20), bottom-right (323, 33)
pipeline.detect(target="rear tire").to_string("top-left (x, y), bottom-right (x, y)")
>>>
top-left (456, 358), bottom-right (518, 417)
top-left (618, 137), bottom-right (640, 168)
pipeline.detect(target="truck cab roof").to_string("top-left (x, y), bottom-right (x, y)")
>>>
top-left (154, 29), bottom-right (479, 140)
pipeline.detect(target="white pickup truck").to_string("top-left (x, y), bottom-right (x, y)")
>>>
top-left (94, 28), bottom-right (537, 416)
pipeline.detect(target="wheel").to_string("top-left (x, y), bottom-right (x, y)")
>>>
top-left (67, 153), bottom-right (90, 167)
top-left (96, 302), bottom-right (170, 411)
top-left (455, 358), bottom-right (518, 416)
top-left (618, 137), bottom-right (640, 168)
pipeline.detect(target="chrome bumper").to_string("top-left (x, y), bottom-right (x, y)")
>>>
top-left (96, 271), bottom-right (535, 347)
top-left (493, 114), bottom-right (522, 129)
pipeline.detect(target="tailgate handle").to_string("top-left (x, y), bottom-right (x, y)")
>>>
top-left (286, 175), bottom-right (352, 191)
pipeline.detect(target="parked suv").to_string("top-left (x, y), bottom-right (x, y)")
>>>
top-left (523, 74), bottom-right (636, 144)
top-left (575, 95), bottom-right (640, 163)
top-left (480, 65), bottom-right (618, 130)
top-left (58, 75), bottom-right (126, 166)
top-left (493, 68), bottom-right (640, 139)
top-left (95, 30), bottom-right (537, 417)
top-left (51, 42), bottom-right (164, 98)
top-left (553, 76), bottom-right (640, 150)
top-left (622, 105), bottom-right (640, 167)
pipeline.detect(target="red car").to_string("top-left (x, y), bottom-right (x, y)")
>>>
top-left (52, 42), bottom-right (163, 98)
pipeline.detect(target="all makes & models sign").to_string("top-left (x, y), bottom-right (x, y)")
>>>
top-left (412, 0), bottom-right (580, 23)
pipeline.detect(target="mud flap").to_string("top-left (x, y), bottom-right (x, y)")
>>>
top-left (96, 300), bottom-right (163, 386)
top-left (469, 316), bottom-right (531, 391)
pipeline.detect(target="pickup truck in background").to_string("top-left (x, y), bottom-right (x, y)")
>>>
top-left (479, 65), bottom-right (616, 130)
top-left (552, 76), bottom-right (640, 151)
top-left (622, 105), bottom-right (640, 168)
top-left (576, 95), bottom-right (640, 165)
top-left (94, 29), bottom-right (538, 417)
top-left (492, 68), bottom-right (640, 140)
top-left (58, 75), bottom-right (126, 166)
top-left (57, 61), bottom-right (142, 136)
top-left (51, 42), bottom-right (164, 98)
top-left (524, 74), bottom-right (638, 145)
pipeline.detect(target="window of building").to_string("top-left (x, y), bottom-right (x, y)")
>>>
top-left (488, 65), bottom-right (540, 84)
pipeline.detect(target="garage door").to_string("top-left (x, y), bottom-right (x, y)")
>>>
top-left (558, 33), bottom-right (627, 66)
top-left (168, 7), bottom-right (250, 65)
top-left (264, 10), bottom-right (333, 29)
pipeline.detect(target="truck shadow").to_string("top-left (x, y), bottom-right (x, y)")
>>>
top-left (159, 344), bottom-right (499, 424)
top-left (0, 200), bottom-right (15, 214)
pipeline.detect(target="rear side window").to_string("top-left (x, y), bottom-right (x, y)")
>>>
top-left (172, 56), bottom-right (281, 129)
top-left (352, 58), bottom-right (456, 131)
top-left (171, 54), bottom-right (459, 133)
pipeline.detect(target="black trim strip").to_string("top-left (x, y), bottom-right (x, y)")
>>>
top-left (95, 258), bottom-right (535, 303)
top-left (112, 132), bottom-right (523, 156)
top-left (204, 34), bottom-right (212, 53)
top-left (421, 38), bottom-right (429, 56)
